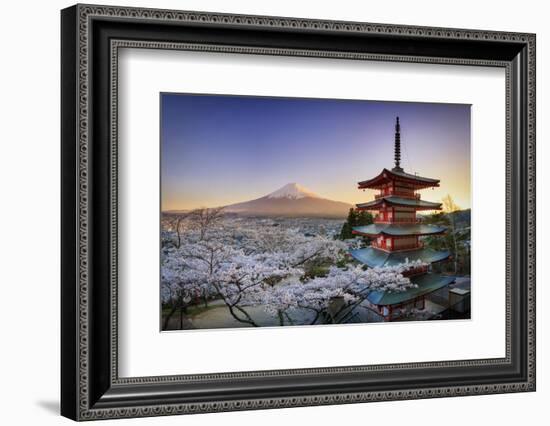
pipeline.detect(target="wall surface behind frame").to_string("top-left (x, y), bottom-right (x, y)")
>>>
top-left (0, 0), bottom-right (546, 425)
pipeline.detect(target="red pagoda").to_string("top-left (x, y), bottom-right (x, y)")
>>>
top-left (350, 117), bottom-right (455, 321)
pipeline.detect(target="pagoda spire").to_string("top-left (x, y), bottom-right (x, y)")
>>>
top-left (393, 116), bottom-right (403, 172)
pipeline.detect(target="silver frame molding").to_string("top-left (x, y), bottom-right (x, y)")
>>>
top-left (61, 3), bottom-right (536, 421)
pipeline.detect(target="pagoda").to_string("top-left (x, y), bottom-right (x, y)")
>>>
top-left (350, 117), bottom-right (455, 321)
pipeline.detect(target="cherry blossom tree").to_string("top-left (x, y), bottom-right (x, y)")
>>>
top-left (161, 246), bottom-right (210, 329)
top-left (161, 213), bottom-right (425, 329)
top-left (189, 207), bottom-right (225, 241)
top-left (254, 261), bottom-right (423, 325)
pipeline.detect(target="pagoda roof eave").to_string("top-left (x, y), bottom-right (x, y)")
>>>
top-left (349, 246), bottom-right (451, 268)
top-left (365, 273), bottom-right (455, 306)
top-left (356, 196), bottom-right (442, 211)
top-left (352, 223), bottom-right (446, 237)
top-left (358, 168), bottom-right (440, 189)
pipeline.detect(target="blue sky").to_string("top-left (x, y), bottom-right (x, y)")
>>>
top-left (161, 93), bottom-right (471, 210)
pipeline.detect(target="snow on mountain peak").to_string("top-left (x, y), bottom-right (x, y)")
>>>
top-left (266, 183), bottom-right (321, 200)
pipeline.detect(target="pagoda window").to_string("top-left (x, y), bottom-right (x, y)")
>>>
top-left (394, 183), bottom-right (415, 198)
top-left (393, 236), bottom-right (418, 250)
top-left (395, 210), bottom-right (416, 222)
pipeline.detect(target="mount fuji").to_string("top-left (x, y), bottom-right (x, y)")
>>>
top-left (224, 183), bottom-right (352, 218)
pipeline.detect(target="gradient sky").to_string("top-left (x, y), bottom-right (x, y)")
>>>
top-left (161, 93), bottom-right (471, 211)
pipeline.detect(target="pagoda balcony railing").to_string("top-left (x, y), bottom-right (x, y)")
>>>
top-left (402, 265), bottom-right (429, 277)
top-left (371, 241), bottom-right (423, 251)
top-left (393, 242), bottom-right (424, 251)
top-left (374, 217), bottom-right (422, 224)
top-left (370, 241), bottom-right (387, 250)
top-left (375, 192), bottom-right (421, 200)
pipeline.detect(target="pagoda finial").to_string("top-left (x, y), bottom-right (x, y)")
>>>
top-left (393, 116), bottom-right (403, 172)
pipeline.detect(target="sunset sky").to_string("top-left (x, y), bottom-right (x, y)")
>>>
top-left (161, 93), bottom-right (471, 211)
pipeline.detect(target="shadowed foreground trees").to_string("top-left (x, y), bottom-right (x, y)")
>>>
top-left (423, 195), bottom-right (471, 275)
top-left (339, 208), bottom-right (373, 240)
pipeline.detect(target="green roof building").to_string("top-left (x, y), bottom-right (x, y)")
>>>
top-left (351, 117), bottom-right (455, 321)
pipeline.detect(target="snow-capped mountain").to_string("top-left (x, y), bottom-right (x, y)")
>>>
top-left (266, 183), bottom-right (321, 200)
top-left (225, 183), bottom-right (352, 218)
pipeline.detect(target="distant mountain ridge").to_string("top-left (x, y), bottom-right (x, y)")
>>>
top-left (224, 183), bottom-right (352, 218)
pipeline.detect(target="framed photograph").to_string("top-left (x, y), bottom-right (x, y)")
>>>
top-left (61, 4), bottom-right (536, 421)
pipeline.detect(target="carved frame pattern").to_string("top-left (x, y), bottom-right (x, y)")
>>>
top-left (61, 4), bottom-right (536, 421)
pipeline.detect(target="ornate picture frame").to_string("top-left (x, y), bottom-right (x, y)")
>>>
top-left (61, 4), bottom-right (535, 421)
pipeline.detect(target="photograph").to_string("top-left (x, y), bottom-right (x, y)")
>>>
top-left (160, 94), bottom-right (472, 330)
